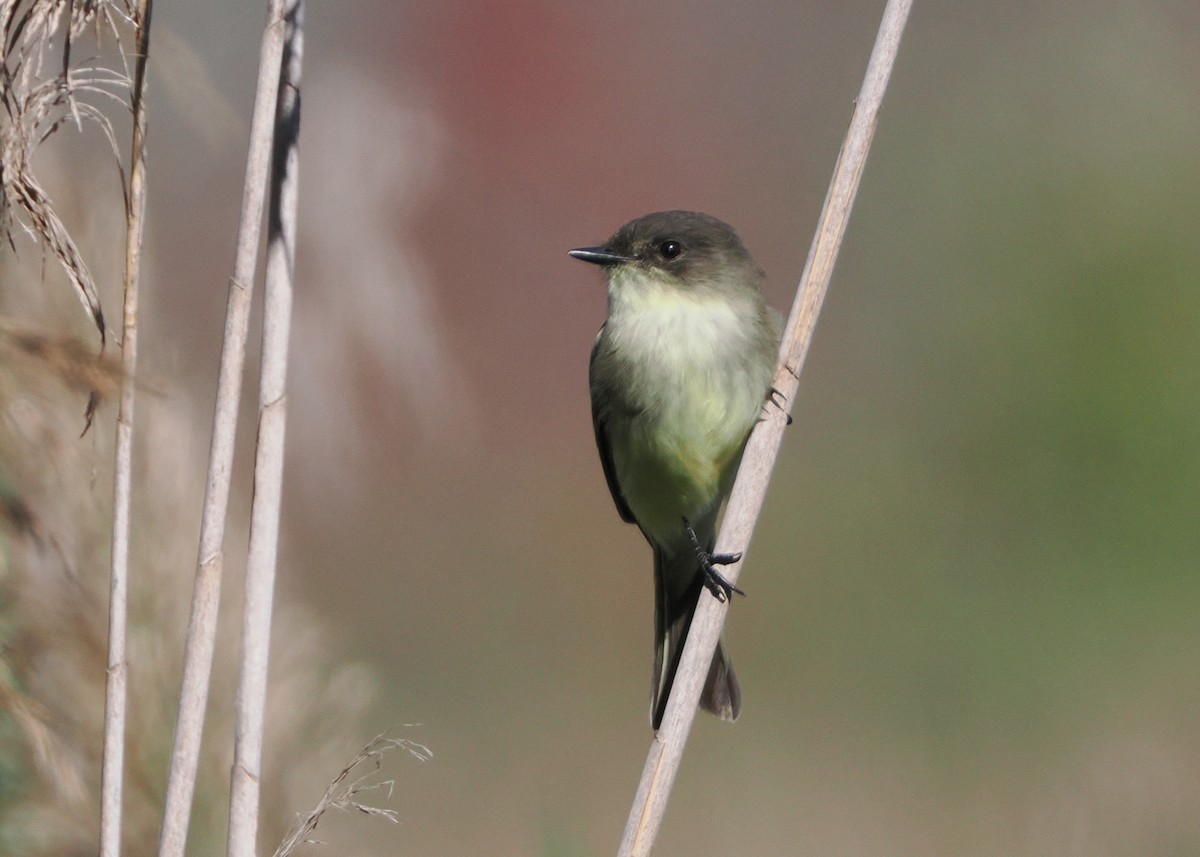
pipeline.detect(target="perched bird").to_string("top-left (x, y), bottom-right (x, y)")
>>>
top-left (570, 211), bottom-right (781, 728)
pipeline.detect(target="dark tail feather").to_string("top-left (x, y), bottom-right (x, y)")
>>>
top-left (652, 548), bottom-right (742, 729)
top-left (700, 640), bottom-right (741, 722)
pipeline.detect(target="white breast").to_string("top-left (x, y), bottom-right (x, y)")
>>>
top-left (604, 273), bottom-right (766, 474)
top-left (607, 271), bottom-right (751, 370)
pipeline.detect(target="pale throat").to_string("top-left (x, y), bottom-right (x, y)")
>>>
top-left (605, 270), bottom-right (749, 365)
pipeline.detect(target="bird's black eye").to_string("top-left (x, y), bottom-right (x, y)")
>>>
top-left (659, 240), bottom-right (683, 260)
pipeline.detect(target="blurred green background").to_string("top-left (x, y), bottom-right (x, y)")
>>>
top-left (7, 0), bottom-right (1200, 854)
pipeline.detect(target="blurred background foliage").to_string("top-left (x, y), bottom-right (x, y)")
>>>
top-left (2, 0), bottom-right (1199, 855)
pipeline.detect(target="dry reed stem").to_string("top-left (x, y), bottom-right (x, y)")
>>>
top-left (156, 2), bottom-right (291, 855)
top-left (227, 1), bottom-right (302, 855)
top-left (99, 1), bottom-right (151, 855)
top-left (616, 2), bottom-right (914, 855)
top-left (0, 345), bottom-right (379, 853)
top-left (99, 1), bottom-right (152, 854)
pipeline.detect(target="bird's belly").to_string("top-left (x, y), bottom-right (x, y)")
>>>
top-left (610, 376), bottom-right (761, 546)
top-left (598, 290), bottom-right (773, 547)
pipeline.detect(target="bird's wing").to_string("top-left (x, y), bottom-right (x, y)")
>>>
top-left (589, 326), bottom-right (635, 524)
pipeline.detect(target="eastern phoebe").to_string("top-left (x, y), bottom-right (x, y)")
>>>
top-left (570, 210), bottom-right (781, 728)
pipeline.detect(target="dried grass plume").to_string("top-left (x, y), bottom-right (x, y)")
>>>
top-left (0, 0), bottom-right (142, 344)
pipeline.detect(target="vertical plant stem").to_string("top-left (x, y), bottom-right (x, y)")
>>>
top-left (226, 1), bottom-right (302, 855)
top-left (101, 2), bottom-right (152, 855)
top-left (156, 3), bottom-right (289, 856)
top-left (615, 2), bottom-right (913, 855)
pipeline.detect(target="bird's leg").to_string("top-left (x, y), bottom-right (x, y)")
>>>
top-left (683, 517), bottom-right (745, 602)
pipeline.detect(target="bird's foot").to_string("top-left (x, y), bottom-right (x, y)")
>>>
top-left (683, 517), bottom-right (745, 602)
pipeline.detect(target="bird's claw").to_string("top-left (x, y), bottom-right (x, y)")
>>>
top-left (683, 517), bottom-right (746, 602)
top-left (701, 558), bottom-right (745, 602)
top-left (767, 386), bottom-right (793, 425)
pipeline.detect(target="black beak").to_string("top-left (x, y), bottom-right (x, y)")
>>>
top-left (568, 246), bottom-right (633, 266)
